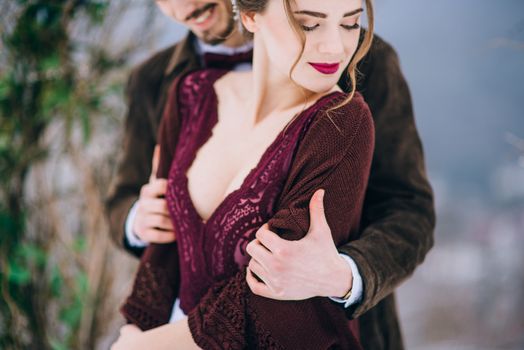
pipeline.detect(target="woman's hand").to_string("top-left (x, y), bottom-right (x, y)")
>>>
top-left (111, 319), bottom-right (201, 350)
top-left (111, 324), bottom-right (146, 350)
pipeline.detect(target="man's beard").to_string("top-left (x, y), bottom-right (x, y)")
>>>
top-left (200, 16), bottom-right (236, 45)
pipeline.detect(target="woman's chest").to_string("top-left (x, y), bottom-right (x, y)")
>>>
top-left (186, 115), bottom-right (292, 222)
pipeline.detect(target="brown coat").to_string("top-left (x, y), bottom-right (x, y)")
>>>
top-left (106, 32), bottom-right (435, 350)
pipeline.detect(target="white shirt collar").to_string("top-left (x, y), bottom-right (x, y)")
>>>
top-left (195, 39), bottom-right (253, 56)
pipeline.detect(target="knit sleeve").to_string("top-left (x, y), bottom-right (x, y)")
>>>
top-left (120, 76), bottom-right (185, 328)
top-left (187, 95), bottom-right (375, 349)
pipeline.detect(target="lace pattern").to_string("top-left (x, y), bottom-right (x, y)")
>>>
top-left (166, 70), bottom-right (309, 313)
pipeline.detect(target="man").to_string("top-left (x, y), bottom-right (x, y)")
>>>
top-left (105, 0), bottom-right (435, 349)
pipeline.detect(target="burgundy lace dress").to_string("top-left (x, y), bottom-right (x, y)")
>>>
top-left (167, 69), bottom-right (326, 313)
top-left (122, 69), bottom-right (375, 349)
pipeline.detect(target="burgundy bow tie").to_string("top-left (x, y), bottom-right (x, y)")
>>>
top-left (202, 50), bottom-right (253, 70)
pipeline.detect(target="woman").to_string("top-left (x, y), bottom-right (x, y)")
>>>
top-left (113, 0), bottom-right (374, 348)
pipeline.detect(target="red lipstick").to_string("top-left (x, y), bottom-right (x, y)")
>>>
top-left (308, 62), bottom-right (340, 74)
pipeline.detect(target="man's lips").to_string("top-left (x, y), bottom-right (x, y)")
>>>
top-left (185, 3), bottom-right (216, 22)
top-left (308, 62), bottom-right (340, 75)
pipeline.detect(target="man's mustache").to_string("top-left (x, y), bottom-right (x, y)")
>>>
top-left (185, 3), bottom-right (216, 21)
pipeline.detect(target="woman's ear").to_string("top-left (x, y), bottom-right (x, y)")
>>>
top-left (241, 11), bottom-right (258, 33)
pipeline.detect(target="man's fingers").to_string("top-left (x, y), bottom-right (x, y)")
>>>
top-left (308, 189), bottom-right (329, 235)
top-left (141, 228), bottom-right (176, 243)
top-left (255, 224), bottom-right (286, 253)
top-left (246, 267), bottom-right (273, 298)
top-left (157, 215), bottom-right (174, 231)
top-left (142, 213), bottom-right (173, 231)
top-left (246, 239), bottom-right (273, 266)
top-left (140, 198), bottom-right (170, 216)
top-left (150, 145), bottom-right (160, 181)
top-left (151, 178), bottom-right (168, 194)
top-left (248, 258), bottom-right (270, 284)
top-left (141, 179), bottom-right (168, 198)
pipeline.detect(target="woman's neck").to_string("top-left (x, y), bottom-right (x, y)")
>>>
top-left (246, 40), bottom-right (322, 124)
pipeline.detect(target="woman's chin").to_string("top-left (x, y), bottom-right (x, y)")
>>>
top-left (301, 82), bottom-right (338, 95)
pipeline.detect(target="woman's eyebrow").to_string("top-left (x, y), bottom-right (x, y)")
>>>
top-left (343, 8), bottom-right (363, 17)
top-left (294, 10), bottom-right (327, 18)
top-left (294, 8), bottom-right (363, 19)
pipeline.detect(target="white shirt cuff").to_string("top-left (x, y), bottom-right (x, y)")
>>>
top-left (329, 253), bottom-right (363, 308)
top-left (124, 201), bottom-right (149, 248)
top-left (169, 298), bottom-right (186, 323)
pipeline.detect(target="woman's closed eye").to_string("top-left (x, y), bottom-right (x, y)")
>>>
top-left (341, 23), bottom-right (360, 30)
top-left (301, 23), bottom-right (319, 31)
top-left (300, 23), bottom-right (360, 32)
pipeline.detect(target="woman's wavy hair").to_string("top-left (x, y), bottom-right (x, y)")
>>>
top-left (236, 0), bottom-right (374, 108)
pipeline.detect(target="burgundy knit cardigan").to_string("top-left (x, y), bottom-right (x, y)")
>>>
top-left (122, 75), bottom-right (375, 349)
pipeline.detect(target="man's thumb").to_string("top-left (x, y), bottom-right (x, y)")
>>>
top-left (150, 145), bottom-right (160, 180)
top-left (308, 189), bottom-right (329, 235)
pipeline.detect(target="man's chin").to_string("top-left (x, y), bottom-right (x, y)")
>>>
top-left (197, 19), bottom-right (236, 46)
top-left (200, 32), bottom-right (227, 46)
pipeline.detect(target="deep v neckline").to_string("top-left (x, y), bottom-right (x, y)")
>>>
top-left (182, 72), bottom-right (341, 226)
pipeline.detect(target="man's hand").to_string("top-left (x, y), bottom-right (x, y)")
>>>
top-left (132, 146), bottom-right (176, 243)
top-left (245, 189), bottom-right (353, 300)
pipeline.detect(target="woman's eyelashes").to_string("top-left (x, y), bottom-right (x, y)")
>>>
top-left (341, 23), bottom-right (360, 30)
top-left (299, 22), bottom-right (360, 32)
top-left (301, 23), bottom-right (319, 31)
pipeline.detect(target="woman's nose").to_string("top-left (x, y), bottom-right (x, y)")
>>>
top-left (317, 31), bottom-right (345, 56)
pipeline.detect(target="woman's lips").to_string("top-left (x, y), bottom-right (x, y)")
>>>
top-left (308, 62), bottom-right (340, 75)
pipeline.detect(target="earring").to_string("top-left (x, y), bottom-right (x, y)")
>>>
top-left (231, 0), bottom-right (239, 21)
top-left (230, 0), bottom-right (244, 34)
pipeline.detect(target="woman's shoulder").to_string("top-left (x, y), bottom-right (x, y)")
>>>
top-left (308, 91), bottom-right (374, 145)
top-left (291, 91), bottom-right (374, 172)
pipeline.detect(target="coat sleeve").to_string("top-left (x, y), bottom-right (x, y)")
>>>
top-left (105, 46), bottom-right (177, 257)
top-left (104, 68), bottom-right (157, 257)
top-left (187, 96), bottom-right (374, 349)
top-left (119, 76), bottom-right (185, 328)
top-left (339, 36), bottom-right (436, 318)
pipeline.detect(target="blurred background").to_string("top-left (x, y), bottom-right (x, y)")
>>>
top-left (0, 0), bottom-right (522, 349)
